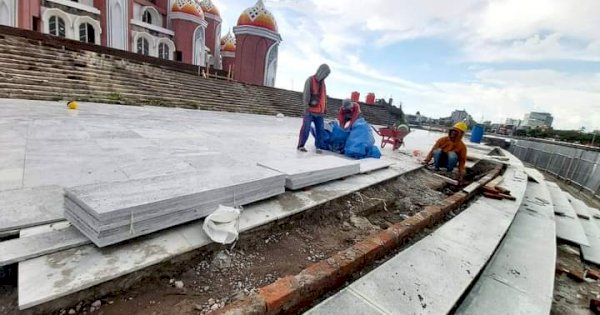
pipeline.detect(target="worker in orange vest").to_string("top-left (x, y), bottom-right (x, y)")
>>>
top-left (338, 99), bottom-right (361, 129)
top-left (422, 122), bottom-right (468, 184)
top-left (297, 64), bottom-right (331, 153)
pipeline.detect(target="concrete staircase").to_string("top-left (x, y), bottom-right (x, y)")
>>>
top-left (0, 26), bottom-right (396, 126)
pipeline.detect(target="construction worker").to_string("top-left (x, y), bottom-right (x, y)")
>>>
top-left (422, 122), bottom-right (468, 184)
top-left (338, 99), bottom-right (361, 130)
top-left (297, 64), bottom-right (331, 153)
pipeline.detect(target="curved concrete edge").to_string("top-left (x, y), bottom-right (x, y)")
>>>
top-left (455, 173), bottom-right (557, 315)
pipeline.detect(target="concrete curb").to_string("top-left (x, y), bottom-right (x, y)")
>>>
top-left (212, 165), bottom-right (503, 315)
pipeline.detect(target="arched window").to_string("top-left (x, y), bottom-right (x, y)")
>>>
top-left (137, 37), bottom-right (149, 55)
top-left (49, 16), bottom-right (66, 37)
top-left (0, 1), bottom-right (10, 27)
top-left (158, 43), bottom-right (170, 60)
top-left (79, 23), bottom-right (96, 43)
top-left (142, 10), bottom-right (152, 24)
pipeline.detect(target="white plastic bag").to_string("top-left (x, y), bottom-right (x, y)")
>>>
top-left (202, 205), bottom-right (241, 244)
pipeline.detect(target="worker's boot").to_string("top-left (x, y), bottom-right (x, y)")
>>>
top-left (297, 147), bottom-right (307, 152)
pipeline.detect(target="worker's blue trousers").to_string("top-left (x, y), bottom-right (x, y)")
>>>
top-left (297, 113), bottom-right (324, 149)
top-left (433, 149), bottom-right (458, 172)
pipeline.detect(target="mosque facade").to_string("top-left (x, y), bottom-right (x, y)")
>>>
top-left (0, 0), bottom-right (281, 86)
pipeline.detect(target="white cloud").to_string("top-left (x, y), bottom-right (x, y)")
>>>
top-left (218, 1), bottom-right (600, 130)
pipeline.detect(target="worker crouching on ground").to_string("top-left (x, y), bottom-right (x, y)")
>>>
top-left (422, 122), bottom-right (468, 184)
top-left (338, 99), bottom-right (361, 130)
top-left (297, 64), bottom-right (331, 153)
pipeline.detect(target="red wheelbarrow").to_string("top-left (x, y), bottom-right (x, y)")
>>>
top-left (371, 126), bottom-right (410, 150)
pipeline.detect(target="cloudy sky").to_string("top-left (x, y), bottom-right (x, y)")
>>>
top-left (216, 0), bottom-right (600, 130)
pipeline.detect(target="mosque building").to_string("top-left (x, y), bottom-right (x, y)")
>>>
top-left (0, 0), bottom-right (281, 86)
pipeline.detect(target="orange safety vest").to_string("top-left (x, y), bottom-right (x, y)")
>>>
top-left (308, 75), bottom-right (327, 114)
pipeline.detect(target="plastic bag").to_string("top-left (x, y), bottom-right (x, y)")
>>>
top-left (202, 205), bottom-right (240, 244)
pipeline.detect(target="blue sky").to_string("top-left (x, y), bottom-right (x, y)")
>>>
top-left (216, 0), bottom-right (600, 130)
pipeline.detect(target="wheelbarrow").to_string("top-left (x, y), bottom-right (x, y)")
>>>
top-left (371, 126), bottom-right (409, 150)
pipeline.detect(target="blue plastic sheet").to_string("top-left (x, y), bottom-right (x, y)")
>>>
top-left (344, 118), bottom-right (381, 159)
top-left (311, 119), bottom-right (380, 159)
top-left (311, 121), bottom-right (349, 152)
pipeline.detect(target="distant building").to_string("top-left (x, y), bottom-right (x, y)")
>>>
top-left (505, 118), bottom-right (522, 128)
top-left (523, 112), bottom-right (553, 128)
top-left (451, 110), bottom-right (469, 123)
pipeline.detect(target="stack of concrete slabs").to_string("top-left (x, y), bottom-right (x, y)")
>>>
top-left (258, 156), bottom-right (360, 190)
top-left (64, 166), bottom-right (285, 247)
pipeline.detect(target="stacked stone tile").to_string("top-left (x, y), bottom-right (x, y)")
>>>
top-left (258, 156), bottom-right (360, 190)
top-left (64, 167), bottom-right (285, 247)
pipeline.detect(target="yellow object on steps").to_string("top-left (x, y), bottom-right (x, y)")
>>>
top-left (67, 100), bottom-right (78, 110)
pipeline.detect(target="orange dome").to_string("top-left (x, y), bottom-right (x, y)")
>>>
top-left (237, 0), bottom-right (278, 32)
top-left (199, 0), bottom-right (220, 17)
top-left (171, 0), bottom-right (204, 18)
top-left (221, 31), bottom-right (236, 52)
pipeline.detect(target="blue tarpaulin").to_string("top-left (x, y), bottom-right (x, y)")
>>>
top-left (311, 118), bottom-right (380, 159)
top-left (344, 118), bottom-right (381, 159)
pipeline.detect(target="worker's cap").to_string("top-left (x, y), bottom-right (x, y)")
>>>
top-left (342, 99), bottom-right (353, 109)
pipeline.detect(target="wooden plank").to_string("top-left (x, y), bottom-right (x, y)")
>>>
top-left (431, 172), bottom-right (459, 185)
top-left (462, 182), bottom-right (480, 194)
top-left (484, 176), bottom-right (504, 189)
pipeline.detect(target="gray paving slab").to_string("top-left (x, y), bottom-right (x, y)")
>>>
top-left (524, 167), bottom-right (545, 184)
top-left (547, 182), bottom-right (576, 217)
top-left (258, 156), bottom-right (360, 190)
top-left (0, 225), bottom-right (88, 266)
top-left (65, 167), bottom-right (285, 247)
top-left (0, 185), bottom-right (64, 232)
top-left (547, 182), bottom-right (590, 246)
top-left (456, 277), bottom-right (553, 315)
top-left (305, 288), bottom-right (383, 315)
top-left (66, 167), bottom-right (284, 218)
top-left (456, 180), bottom-right (556, 315)
top-left (358, 158), bottom-right (393, 174)
top-left (571, 198), bottom-right (600, 265)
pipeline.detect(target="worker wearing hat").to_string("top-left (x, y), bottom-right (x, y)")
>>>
top-left (338, 99), bottom-right (361, 130)
top-left (422, 122), bottom-right (468, 184)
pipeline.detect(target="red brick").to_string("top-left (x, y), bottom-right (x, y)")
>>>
top-left (258, 276), bottom-right (297, 313)
top-left (590, 298), bottom-right (600, 315)
top-left (372, 229), bottom-right (400, 249)
top-left (353, 238), bottom-right (385, 262)
top-left (212, 295), bottom-right (267, 315)
top-left (330, 249), bottom-right (365, 277)
top-left (566, 269), bottom-right (585, 282)
top-left (587, 269), bottom-right (600, 280)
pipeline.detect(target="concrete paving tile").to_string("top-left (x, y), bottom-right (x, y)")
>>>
top-left (306, 288), bottom-right (383, 315)
top-left (0, 185), bottom-right (64, 232)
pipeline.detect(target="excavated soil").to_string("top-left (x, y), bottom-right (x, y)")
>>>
top-left (552, 243), bottom-right (600, 315)
top-left (0, 165), bottom-right (495, 315)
